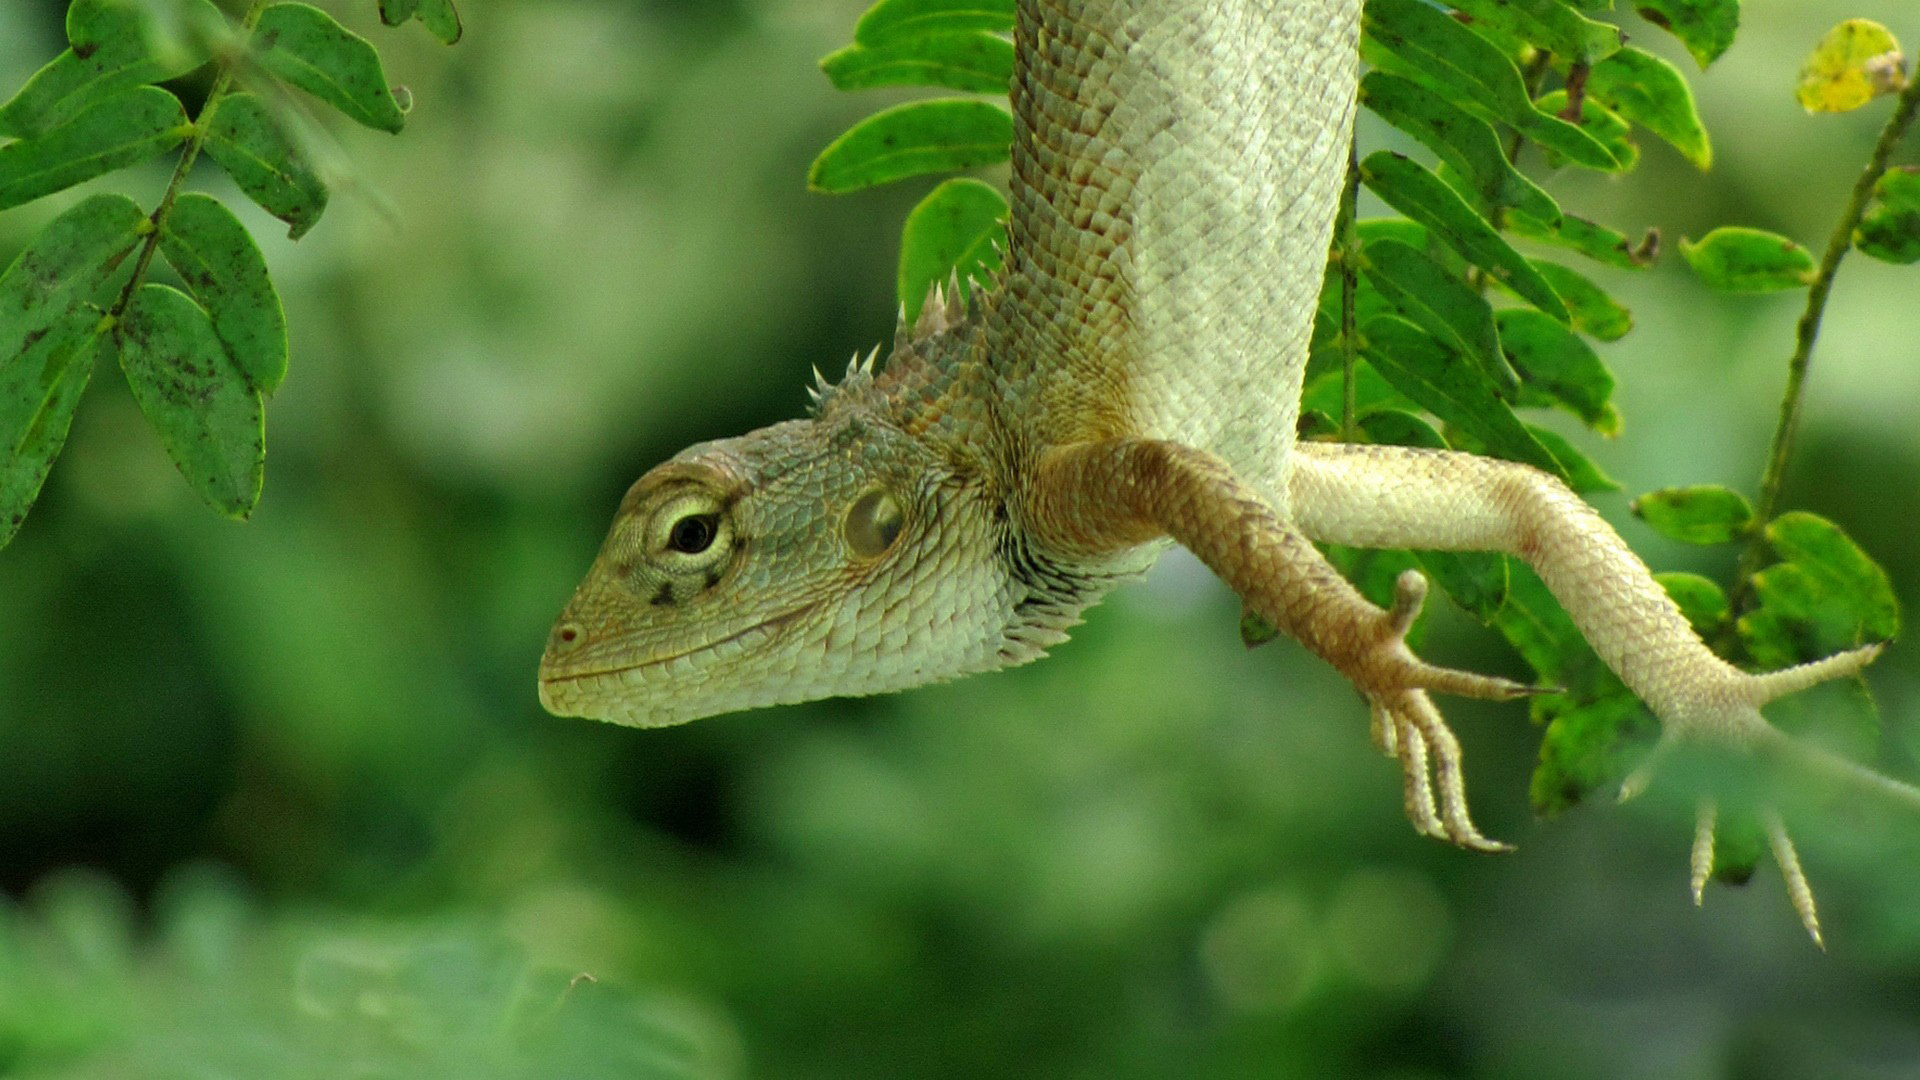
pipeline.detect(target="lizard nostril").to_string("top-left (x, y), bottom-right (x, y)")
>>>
top-left (554, 623), bottom-right (581, 649)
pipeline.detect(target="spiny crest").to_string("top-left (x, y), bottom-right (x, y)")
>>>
top-left (893, 270), bottom-right (973, 346)
top-left (805, 344), bottom-right (883, 417)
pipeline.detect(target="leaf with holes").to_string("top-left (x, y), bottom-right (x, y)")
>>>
top-left (1797, 19), bottom-right (1907, 114)
top-left (202, 92), bottom-right (329, 240)
top-left (253, 3), bottom-right (408, 133)
top-left (1357, 72), bottom-right (1559, 224)
top-left (0, 194), bottom-right (148, 547)
top-left (1635, 0), bottom-right (1739, 68)
top-left (0, 86), bottom-right (188, 212)
top-left (1587, 47), bottom-right (1712, 169)
top-left (823, 32), bottom-right (1013, 93)
top-left (809, 99), bottom-right (1012, 192)
top-left (116, 284), bottom-right (265, 518)
top-left (1680, 227), bottom-right (1815, 292)
top-left (1630, 484), bottom-right (1753, 545)
top-left (1854, 167), bottom-right (1920, 264)
top-left (854, 0), bottom-right (1014, 46)
top-left (897, 178), bottom-right (1006, 319)
top-left (1361, 152), bottom-right (1567, 322)
top-left (159, 193), bottom-right (288, 394)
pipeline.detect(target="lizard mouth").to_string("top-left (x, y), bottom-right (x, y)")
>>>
top-left (536, 600), bottom-right (824, 721)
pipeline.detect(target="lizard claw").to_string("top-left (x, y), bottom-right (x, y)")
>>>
top-left (1354, 571), bottom-right (1518, 854)
top-left (1684, 797), bottom-right (1824, 948)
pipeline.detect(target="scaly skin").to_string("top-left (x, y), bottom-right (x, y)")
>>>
top-left (539, 0), bottom-right (1901, 941)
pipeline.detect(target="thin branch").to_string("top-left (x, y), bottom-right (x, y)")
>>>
top-left (1729, 72), bottom-right (1920, 606)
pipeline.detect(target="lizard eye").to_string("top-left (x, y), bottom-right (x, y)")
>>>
top-left (644, 491), bottom-right (733, 570)
top-left (844, 488), bottom-right (903, 558)
top-left (667, 514), bottom-right (717, 554)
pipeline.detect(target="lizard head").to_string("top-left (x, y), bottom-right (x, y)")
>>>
top-left (537, 384), bottom-right (1032, 727)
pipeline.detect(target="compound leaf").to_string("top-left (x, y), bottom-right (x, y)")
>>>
top-left (808, 98), bottom-right (1012, 192)
top-left (159, 193), bottom-right (288, 394)
top-left (201, 92), bottom-right (329, 240)
top-left (0, 86), bottom-right (188, 212)
top-left (823, 33), bottom-right (1013, 93)
top-left (253, 3), bottom-right (408, 134)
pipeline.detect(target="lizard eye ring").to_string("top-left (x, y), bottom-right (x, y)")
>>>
top-left (844, 488), bottom-right (904, 558)
top-left (645, 491), bottom-right (733, 569)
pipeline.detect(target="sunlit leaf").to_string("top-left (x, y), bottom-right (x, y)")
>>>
top-left (854, 0), bottom-right (1015, 46)
top-left (253, 3), bottom-right (408, 133)
top-left (0, 0), bottom-right (215, 139)
top-left (1796, 19), bottom-right (1908, 114)
top-left (1634, 0), bottom-right (1740, 68)
top-left (1360, 151), bottom-right (1569, 323)
top-left (115, 284), bottom-right (265, 519)
top-left (1447, 0), bottom-right (1621, 64)
top-left (1528, 260), bottom-right (1631, 341)
top-left (1359, 238), bottom-right (1514, 393)
top-left (1530, 689), bottom-right (1650, 815)
top-left (1756, 510), bottom-right (1900, 649)
top-left (1655, 571), bottom-right (1729, 636)
top-left (0, 86), bottom-right (188, 211)
top-left (1679, 227), bottom-right (1816, 292)
top-left (1357, 72), bottom-right (1560, 224)
top-left (1507, 211), bottom-right (1658, 270)
top-left (1360, 316), bottom-right (1563, 478)
top-left (808, 99), bottom-right (1012, 192)
top-left (1629, 484), bottom-right (1753, 545)
top-left (159, 193), bottom-right (288, 395)
top-left (1495, 309), bottom-right (1618, 433)
top-left (1853, 166), bottom-right (1920, 264)
top-left (897, 177), bottom-right (1005, 320)
top-left (1587, 46), bottom-right (1713, 169)
top-left (201, 92), bottom-right (329, 240)
top-left (0, 194), bottom-right (147, 548)
top-left (823, 33), bottom-right (1012, 93)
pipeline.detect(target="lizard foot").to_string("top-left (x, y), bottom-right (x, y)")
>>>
top-left (1353, 571), bottom-right (1536, 854)
top-left (1616, 641), bottom-right (1899, 947)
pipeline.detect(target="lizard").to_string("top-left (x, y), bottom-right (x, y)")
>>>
top-left (537, 0), bottom-right (1905, 941)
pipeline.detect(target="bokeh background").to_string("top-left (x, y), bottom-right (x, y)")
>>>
top-left (3, 0), bottom-right (1920, 1076)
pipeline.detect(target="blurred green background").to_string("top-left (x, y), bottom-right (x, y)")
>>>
top-left (4, 1), bottom-right (1920, 1076)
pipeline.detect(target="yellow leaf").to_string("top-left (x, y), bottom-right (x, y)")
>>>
top-left (1796, 19), bottom-right (1908, 113)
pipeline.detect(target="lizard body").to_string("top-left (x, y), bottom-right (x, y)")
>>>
top-left (540, 0), bottom-right (1892, 932)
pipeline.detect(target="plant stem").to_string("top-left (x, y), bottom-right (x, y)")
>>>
top-left (109, 1), bottom-right (269, 321)
top-left (1337, 146), bottom-right (1360, 439)
top-left (1729, 72), bottom-right (1920, 605)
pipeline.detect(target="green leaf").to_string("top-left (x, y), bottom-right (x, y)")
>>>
top-left (115, 284), bottom-right (265, 518)
top-left (1360, 316), bottom-right (1564, 478)
top-left (1679, 227), bottom-right (1816, 292)
top-left (1529, 689), bottom-right (1651, 815)
top-left (1495, 309), bottom-right (1618, 433)
top-left (896, 178), bottom-right (1006, 320)
top-left (1796, 19), bottom-right (1907, 114)
top-left (0, 193), bottom-right (148, 548)
top-left (0, 0), bottom-right (214, 139)
top-left (808, 98), bottom-right (1012, 193)
top-left (1360, 151), bottom-right (1569, 323)
top-left (1634, 0), bottom-right (1740, 68)
top-left (854, 0), bottom-right (1014, 46)
top-left (377, 0), bottom-right (421, 22)
top-left (1299, 361), bottom-right (1417, 420)
top-left (1529, 260), bottom-right (1631, 341)
top-left (1357, 72), bottom-right (1560, 224)
top-left (822, 33), bottom-right (1013, 93)
top-left (1524, 425), bottom-right (1618, 494)
top-left (1755, 510), bottom-right (1899, 649)
top-left (253, 3), bottom-right (408, 134)
top-left (1655, 571), bottom-right (1729, 636)
top-left (1708, 811), bottom-right (1763, 885)
top-left (1853, 166), bottom-right (1920, 265)
top-left (0, 86), bottom-right (188, 212)
top-left (1586, 46), bottom-right (1713, 169)
top-left (1359, 238), bottom-right (1515, 392)
top-left (1534, 89), bottom-right (1638, 172)
top-left (201, 92), bottom-right (329, 240)
top-left (1362, 0), bottom-right (1620, 171)
top-left (416, 0), bottom-right (463, 44)
top-left (159, 193), bottom-right (288, 395)
top-left (1507, 211), bottom-right (1658, 270)
top-left (1629, 484), bottom-right (1753, 545)
top-left (1446, 0), bottom-right (1622, 64)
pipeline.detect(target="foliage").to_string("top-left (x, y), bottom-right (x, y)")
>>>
top-left (0, 0), bottom-right (460, 547)
top-left (803, 0), bottom-right (1920, 843)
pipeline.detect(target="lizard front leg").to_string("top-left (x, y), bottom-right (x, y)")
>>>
top-left (1027, 438), bottom-right (1531, 851)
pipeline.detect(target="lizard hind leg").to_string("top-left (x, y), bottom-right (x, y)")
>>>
top-left (1026, 438), bottom-right (1530, 852)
